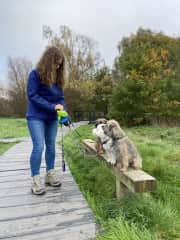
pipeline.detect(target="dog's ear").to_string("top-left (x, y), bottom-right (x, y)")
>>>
top-left (95, 119), bottom-right (99, 128)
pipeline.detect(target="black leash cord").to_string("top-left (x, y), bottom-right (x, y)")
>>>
top-left (68, 118), bottom-right (82, 138)
top-left (60, 117), bottom-right (85, 172)
top-left (61, 124), bottom-right (66, 172)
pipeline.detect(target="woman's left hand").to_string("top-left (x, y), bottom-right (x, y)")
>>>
top-left (55, 104), bottom-right (64, 111)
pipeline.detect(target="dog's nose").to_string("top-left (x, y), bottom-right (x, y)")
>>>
top-left (95, 123), bottom-right (98, 128)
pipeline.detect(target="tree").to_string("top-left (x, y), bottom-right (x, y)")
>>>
top-left (93, 66), bottom-right (113, 113)
top-left (8, 57), bottom-right (32, 117)
top-left (110, 28), bottom-right (180, 125)
top-left (0, 86), bottom-right (12, 117)
top-left (43, 25), bottom-right (103, 83)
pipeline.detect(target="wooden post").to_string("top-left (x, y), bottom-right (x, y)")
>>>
top-left (116, 176), bottom-right (132, 199)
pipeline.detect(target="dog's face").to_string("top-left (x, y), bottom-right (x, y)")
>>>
top-left (93, 119), bottom-right (125, 141)
top-left (95, 118), bottom-right (107, 128)
top-left (92, 123), bottom-right (107, 140)
top-left (103, 120), bottom-right (125, 139)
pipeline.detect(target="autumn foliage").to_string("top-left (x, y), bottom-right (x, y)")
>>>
top-left (109, 29), bottom-right (180, 125)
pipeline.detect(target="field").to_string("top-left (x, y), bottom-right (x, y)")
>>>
top-left (64, 125), bottom-right (180, 239)
top-left (0, 118), bottom-right (29, 155)
top-left (0, 118), bottom-right (29, 138)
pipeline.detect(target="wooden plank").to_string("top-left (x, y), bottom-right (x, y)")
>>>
top-left (0, 163), bottom-right (61, 172)
top-left (0, 158), bottom-right (63, 171)
top-left (0, 222), bottom-right (95, 240)
top-left (0, 175), bottom-right (72, 186)
top-left (0, 177), bottom-right (83, 208)
top-left (0, 168), bottom-right (70, 180)
top-left (82, 139), bottom-right (156, 193)
top-left (0, 148), bottom-right (62, 171)
top-left (0, 210), bottom-right (94, 239)
top-left (0, 169), bottom-right (30, 177)
top-left (0, 223), bottom-right (96, 240)
top-left (0, 124), bottom-right (96, 240)
top-left (116, 177), bottom-right (132, 198)
top-left (0, 181), bottom-right (76, 198)
top-left (0, 167), bottom-right (70, 177)
top-left (0, 199), bottom-right (88, 221)
top-left (0, 191), bottom-right (83, 208)
top-left (0, 152), bottom-right (61, 163)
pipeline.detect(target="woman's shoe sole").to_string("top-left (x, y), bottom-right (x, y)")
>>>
top-left (45, 182), bottom-right (62, 187)
top-left (31, 189), bottom-right (46, 195)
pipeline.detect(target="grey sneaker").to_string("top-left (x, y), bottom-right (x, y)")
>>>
top-left (45, 169), bottom-right (62, 187)
top-left (31, 175), bottom-right (46, 195)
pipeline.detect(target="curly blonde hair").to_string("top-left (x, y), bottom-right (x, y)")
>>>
top-left (36, 46), bottom-right (65, 88)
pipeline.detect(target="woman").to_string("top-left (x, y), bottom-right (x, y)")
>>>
top-left (26, 46), bottom-right (66, 195)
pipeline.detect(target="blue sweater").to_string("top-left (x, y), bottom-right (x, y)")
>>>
top-left (26, 69), bottom-right (65, 121)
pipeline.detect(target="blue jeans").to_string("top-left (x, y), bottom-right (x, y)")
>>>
top-left (27, 120), bottom-right (58, 177)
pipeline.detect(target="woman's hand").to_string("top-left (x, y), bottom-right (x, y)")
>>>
top-left (55, 104), bottom-right (64, 111)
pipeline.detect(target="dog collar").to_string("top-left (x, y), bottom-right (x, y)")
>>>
top-left (102, 139), bottom-right (110, 145)
top-left (102, 136), bottom-right (126, 145)
top-left (112, 136), bottom-right (126, 141)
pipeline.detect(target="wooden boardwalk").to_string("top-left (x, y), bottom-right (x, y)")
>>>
top-left (0, 122), bottom-right (96, 240)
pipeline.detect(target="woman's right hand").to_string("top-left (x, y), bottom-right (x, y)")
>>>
top-left (55, 104), bottom-right (64, 111)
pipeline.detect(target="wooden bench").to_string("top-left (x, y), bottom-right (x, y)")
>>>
top-left (82, 139), bottom-right (156, 199)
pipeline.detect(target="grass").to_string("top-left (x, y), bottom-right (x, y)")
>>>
top-left (0, 118), bottom-right (179, 238)
top-left (64, 125), bottom-right (180, 240)
top-left (0, 118), bottom-right (29, 138)
top-left (0, 118), bottom-right (29, 155)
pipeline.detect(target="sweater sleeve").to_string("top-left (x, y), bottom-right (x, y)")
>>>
top-left (57, 90), bottom-right (67, 110)
top-left (27, 71), bottom-right (56, 112)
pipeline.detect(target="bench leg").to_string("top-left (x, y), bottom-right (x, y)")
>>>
top-left (116, 177), bottom-right (131, 199)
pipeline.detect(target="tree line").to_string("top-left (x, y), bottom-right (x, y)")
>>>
top-left (1, 26), bottom-right (180, 126)
top-left (111, 28), bottom-right (180, 125)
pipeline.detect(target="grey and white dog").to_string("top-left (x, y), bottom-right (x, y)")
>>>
top-left (92, 119), bottom-right (142, 171)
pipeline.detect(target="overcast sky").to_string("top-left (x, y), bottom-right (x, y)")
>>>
top-left (0, 0), bottom-right (180, 86)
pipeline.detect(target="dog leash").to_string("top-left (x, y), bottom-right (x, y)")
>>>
top-left (67, 118), bottom-right (86, 154)
top-left (57, 110), bottom-right (68, 172)
top-left (58, 111), bottom-right (84, 172)
top-left (68, 116), bottom-right (82, 137)
top-left (60, 124), bottom-right (66, 172)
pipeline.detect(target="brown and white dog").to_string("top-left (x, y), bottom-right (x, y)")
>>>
top-left (94, 118), bottom-right (108, 153)
top-left (92, 119), bottom-right (142, 171)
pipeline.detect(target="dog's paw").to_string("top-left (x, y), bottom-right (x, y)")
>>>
top-left (106, 158), bottom-right (111, 163)
top-left (120, 167), bottom-right (128, 172)
top-left (99, 151), bottom-right (106, 156)
top-left (110, 160), bottom-right (116, 165)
